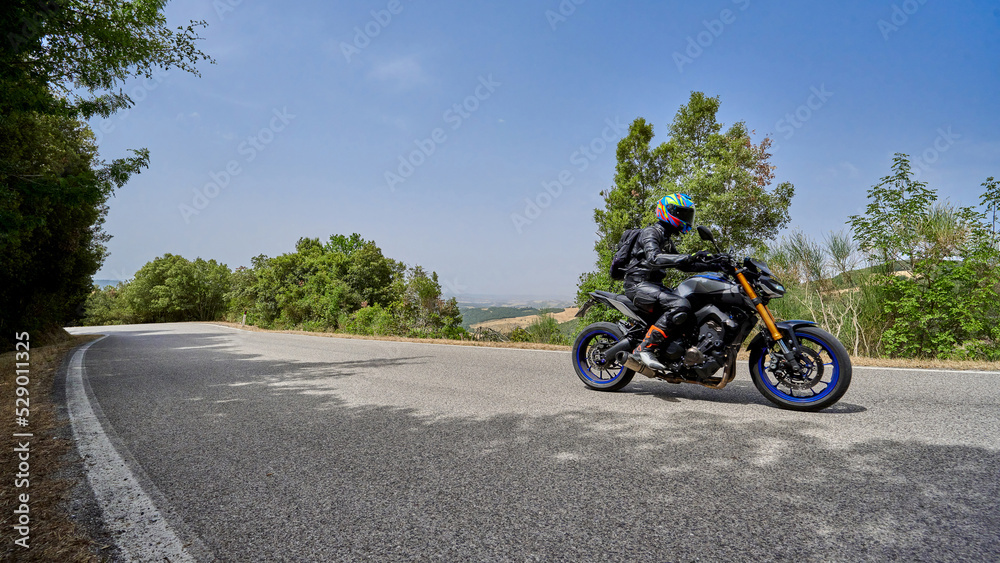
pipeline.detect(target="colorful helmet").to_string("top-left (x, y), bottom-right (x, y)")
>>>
top-left (655, 193), bottom-right (695, 233)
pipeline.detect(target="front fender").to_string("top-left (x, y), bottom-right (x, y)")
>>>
top-left (745, 320), bottom-right (817, 351)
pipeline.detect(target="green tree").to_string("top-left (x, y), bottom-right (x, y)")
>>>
top-left (124, 254), bottom-right (230, 323)
top-left (979, 177), bottom-right (999, 235)
top-left (395, 267), bottom-right (464, 337)
top-left (343, 242), bottom-right (398, 307)
top-left (849, 153), bottom-right (938, 273)
top-left (2, 115), bottom-right (102, 339)
top-left (578, 92), bottom-right (794, 321)
top-left (1, 0), bottom-right (211, 348)
top-left (82, 282), bottom-right (132, 326)
top-left (2, 0), bottom-right (211, 119)
top-left (848, 155), bottom-right (1000, 359)
top-left (220, 233), bottom-right (462, 337)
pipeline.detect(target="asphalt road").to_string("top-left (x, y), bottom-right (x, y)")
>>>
top-left (65, 323), bottom-right (1000, 562)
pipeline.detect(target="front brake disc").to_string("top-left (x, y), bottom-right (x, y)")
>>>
top-left (772, 346), bottom-right (823, 389)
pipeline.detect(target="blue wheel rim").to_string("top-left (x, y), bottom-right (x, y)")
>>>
top-left (758, 332), bottom-right (839, 403)
top-left (576, 329), bottom-right (626, 386)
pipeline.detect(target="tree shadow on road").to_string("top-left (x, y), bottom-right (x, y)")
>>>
top-left (147, 387), bottom-right (998, 562)
top-left (300, 406), bottom-right (994, 561)
top-left (85, 329), bottom-right (432, 388)
top-left (83, 330), bottom-right (995, 561)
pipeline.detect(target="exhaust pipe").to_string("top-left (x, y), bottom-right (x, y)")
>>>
top-left (603, 338), bottom-right (634, 365)
top-left (623, 355), bottom-right (658, 379)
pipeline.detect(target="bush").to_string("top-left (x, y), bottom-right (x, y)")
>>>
top-left (508, 327), bottom-right (532, 342)
top-left (341, 304), bottom-right (401, 336)
top-left (526, 314), bottom-right (569, 345)
top-left (81, 284), bottom-right (132, 326)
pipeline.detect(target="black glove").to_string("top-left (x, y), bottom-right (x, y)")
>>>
top-left (680, 254), bottom-right (713, 272)
top-left (711, 253), bottom-right (733, 266)
top-left (689, 252), bottom-right (732, 272)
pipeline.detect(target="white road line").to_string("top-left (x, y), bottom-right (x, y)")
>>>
top-left (65, 337), bottom-right (195, 563)
top-left (853, 365), bottom-right (1000, 375)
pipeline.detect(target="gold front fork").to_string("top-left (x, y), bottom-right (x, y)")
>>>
top-left (735, 272), bottom-right (783, 341)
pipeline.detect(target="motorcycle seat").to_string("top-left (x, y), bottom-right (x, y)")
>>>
top-left (593, 290), bottom-right (641, 314)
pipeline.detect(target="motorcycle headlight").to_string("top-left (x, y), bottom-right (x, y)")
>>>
top-left (759, 276), bottom-right (785, 298)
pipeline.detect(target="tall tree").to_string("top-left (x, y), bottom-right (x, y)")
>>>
top-left (1, 0), bottom-right (212, 347)
top-left (848, 153), bottom-right (938, 272)
top-left (578, 92), bottom-right (794, 310)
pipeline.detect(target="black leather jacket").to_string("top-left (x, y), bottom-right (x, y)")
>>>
top-left (623, 222), bottom-right (700, 285)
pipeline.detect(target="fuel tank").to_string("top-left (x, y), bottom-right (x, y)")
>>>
top-left (676, 274), bottom-right (745, 306)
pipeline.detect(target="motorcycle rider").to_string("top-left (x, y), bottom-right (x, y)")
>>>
top-left (624, 193), bottom-right (718, 371)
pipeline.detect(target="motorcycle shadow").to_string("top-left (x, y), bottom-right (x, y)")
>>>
top-left (620, 379), bottom-right (867, 414)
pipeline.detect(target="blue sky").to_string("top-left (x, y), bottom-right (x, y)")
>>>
top-left (91, 0), bottom-right (1000, 299)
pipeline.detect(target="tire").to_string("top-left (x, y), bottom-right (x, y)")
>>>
top-left (749, 326), bottom-right (852, 412)
top-left (572, 322), bottom-right (636, 391)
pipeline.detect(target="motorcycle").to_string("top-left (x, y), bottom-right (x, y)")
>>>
top-left (572, 226), bottom-right (852, 411)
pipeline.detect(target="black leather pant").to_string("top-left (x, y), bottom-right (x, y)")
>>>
top-left (624, 280), bottom-right (693, 333)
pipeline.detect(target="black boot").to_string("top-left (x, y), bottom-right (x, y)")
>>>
top-left (632, 326), bottom-right (667, 371)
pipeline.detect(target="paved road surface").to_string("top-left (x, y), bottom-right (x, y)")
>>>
top-left (65, 323), bottom-right (1000, 561)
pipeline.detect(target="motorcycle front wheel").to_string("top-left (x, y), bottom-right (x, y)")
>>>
top-left (749, 326), bottom-right (852, 412)
top-left (572, 322), bottom-right (635, 391)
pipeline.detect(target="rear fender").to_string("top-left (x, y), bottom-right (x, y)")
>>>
top-left (745, 320), bottom-right (817, 351)
top-left (585, 291), bottom-right (645, 324)
top-left (575, 299), bottom-right (595, 318)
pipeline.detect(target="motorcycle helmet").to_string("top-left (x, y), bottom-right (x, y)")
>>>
top-left (655, 193), bottom-right (695, 234)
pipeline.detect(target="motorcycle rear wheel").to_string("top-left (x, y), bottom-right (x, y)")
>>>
top-left (572, 322), bottom-right (635, 391)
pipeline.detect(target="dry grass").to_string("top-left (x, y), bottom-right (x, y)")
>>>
top-left (847, 356), bottom-right (1000, 371)
top-left (1, 332), bottom-right (103, 562)
top-left (470, 308), bottom-right (580, 331)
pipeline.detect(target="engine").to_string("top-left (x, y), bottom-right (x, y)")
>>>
top-left (695, 320), bottom-right (725, 355)
top-left (651, 319), bottom-right (729, 379)
top-left (684, 320), bottom-right (726, 379)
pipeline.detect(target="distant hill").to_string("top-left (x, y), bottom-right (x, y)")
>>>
top-left (449, 293), bottom-right (574, 309)
top-left (459, 306), bottom-right (566, 329)
top-left (468, 308), bottom-right (579, 331)
top-left (829, 261), bottom-right (914, 286)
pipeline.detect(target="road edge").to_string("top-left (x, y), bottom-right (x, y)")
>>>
top-left (64, 337), bottom-right (205, 562)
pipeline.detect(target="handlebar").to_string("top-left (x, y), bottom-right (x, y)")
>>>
top-left (700, 252), bottom-right (735, 270)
